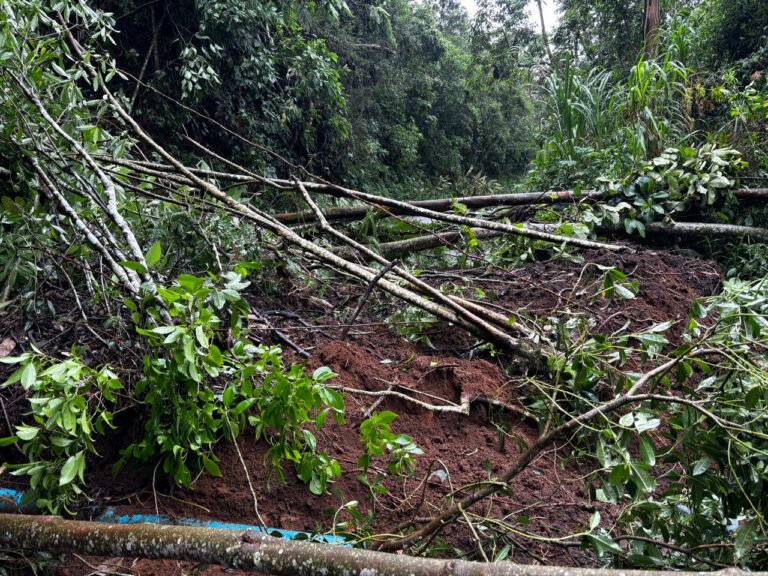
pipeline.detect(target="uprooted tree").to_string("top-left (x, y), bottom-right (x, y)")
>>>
top-left (2, 0), bottom-right (768, 572)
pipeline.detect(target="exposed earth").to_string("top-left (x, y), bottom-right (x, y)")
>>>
top-left (0, 246), bottom-right (722, 575)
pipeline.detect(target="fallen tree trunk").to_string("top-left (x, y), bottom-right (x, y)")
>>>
top-left (613, 221), bottom-right (768, 241)
top-left (0, 514), bottom-right (751, 576)
top-left (275, 190), bottom-right (604, 224)
top-left (364, 221), bottom-right (768, 260)
top-left (275, 188), bottom-right (768, 224)
top-left (56, 26), bottom-right (546, 360)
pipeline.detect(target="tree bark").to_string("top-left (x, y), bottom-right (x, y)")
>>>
top-left (536, 0), bottom-right (555, 68)
top-left (618, 220), bottom-right (768, 241)
top-left (0, 514), bottom-right (751, 576)
top-left (643, 0), bottom-right (661, 57)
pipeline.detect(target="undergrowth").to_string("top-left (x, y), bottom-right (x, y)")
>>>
top-left (2, 257), bottom-right (420, 512)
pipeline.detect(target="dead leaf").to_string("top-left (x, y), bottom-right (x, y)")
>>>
top-left (0, 338), bottom-right (15, 358)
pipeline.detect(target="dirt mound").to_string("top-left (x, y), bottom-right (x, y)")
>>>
top-left (77, 342), bottom-right (591, 575)
top-left (4, 248), bottom-right (721, 574)
top-left (420, 248), bottom-right (721, 352)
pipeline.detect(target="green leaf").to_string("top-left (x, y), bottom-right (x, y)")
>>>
top-left (734, 518), bottom-right (759, 559)
top-left (494, 544), bottom-right (510, 562)
top-left (0, 354), bottom-right (31, 365)
top-left (589, 511), bottom-right (601, 530)
top-left (629, 462), bottom-right (656, 493)
top-left (16, 425), bottom-right (39, 441)
top-left (709, 175), bottom-right (731, 189)
top-left (647, 320), bottom-right (674, 333)
top-left (202, 456), bottom-right (222, 477)
top-left (613, 285), bottom-right (636, 300)
top-left (232, 399), bottom-right (255, 416)
top-left (177, 274), bottom-right (205, 292)
top-left (222, 386), bottom-right (235, 407)
top-left (586, 533), bottom-right (622, 555)
top-left (151, 326), bottom-right (176, 335)
top-left (0, 435), bottom-right (18, 447)
top-left (619, 412), bottom-right (634, 427)
top-left (195, 325), bottom-right (209, 349)
top-left (59, 451), bottom-right (84, 486)
top-left (146, 241), bottom-right (162, 268)
top-left (639, 436), bottom-right (656, 466)
top-left (319, 388), bottom-right (344, 412)
top-left (207, 344), bottom-right (223, 367)
top-left (302, 430), bottom-right (317, 452)
top-left (309, 475), bottom-right (323, 495)
top-left (119, 260), bottom-right (148, 275)
top-left (183, 336), bottom-right (195, 363)
top-left (376, 411), bottom-right (398, 425)
top-left (633, 413), bottom-right (660, 433)
top-left (20, 363), bottom-right (36, 389)
top-left (312, 366), bottom-right (337, 383)
top-left (692, 456), bottom-right (711, 476)
top-left (637, 333), bottom-right (668, 348)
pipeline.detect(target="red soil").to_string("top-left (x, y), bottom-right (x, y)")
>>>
top-left (0, 248), bottom-right (721, 575)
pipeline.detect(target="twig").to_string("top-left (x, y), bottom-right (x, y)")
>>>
top-left (129, 9), bottom-right (165, 110)
top-left (72, 554), bottom-right (134, 576)
top-left (64, 33), bottom-right (541, 358)
top-left (459, 503), bottom-right (490, 562)
top-left (248, 312), bottom-right (310, 358)
top-left (374, 348), bottom-right (722, 551)
top-left (361, 382), bottom-right (394, 419)
top-left (226, 415), bottom-right (267, 531)
top-left (292, 179), bottom-right (541, 356)
top-left (0, 396), bottom-right (23, 457)
top-left (340, 259), bottom-right (398, 340)
top-left (330, 384), bottom-right (536, 422)
top-left (613, 534), bottom-right (732, 569)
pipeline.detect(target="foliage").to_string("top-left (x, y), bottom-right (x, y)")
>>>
top-left (530, 42), bottom-right (692, 190)
top-left (0, 195), bottom-right (60, 320)
top-left (358, 410), bottom-right (422, 489)
top-left (325, 0), bottom-right (535, 184)
top-left (97, 0), bottom-right (349, 175)
top-left (528, 277), bottom-right (768, 569)
top-left (719, 79), bottom-right (768, 181)
top-left (695, 0), bottom-right (768, 80)
top-left (535, 3), bottom-right (768, 193)
top-left (1, 351), bottom-right (121, 513)
top-left (553, 0), bottom-right (645, 74)
top-left (386, 303), bottom-right (441, 347)
top-left (357, 410), bottom-right (424, 495)
top-left (82, 0), bottom-right (537, 189)
top-left (577, 144), bottom-right (746, 237)
top-left (118, 266), bottom-right (346, 494)
top-left (3, 0), bottom-right (768, 568)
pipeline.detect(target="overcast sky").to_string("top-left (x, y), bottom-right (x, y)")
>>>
top-left (460, 0), bottom-right (560, 31)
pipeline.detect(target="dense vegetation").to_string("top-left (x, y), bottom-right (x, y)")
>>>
top-left (97, 0), bottom-right (537, 189)
top-left (1, 0), bottom-right (768, 572)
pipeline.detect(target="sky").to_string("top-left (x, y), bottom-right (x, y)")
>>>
top-left (460, 0), bottom-right (560, 32)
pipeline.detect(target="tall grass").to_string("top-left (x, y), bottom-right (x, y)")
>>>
top-left (535, 20), bottom-right (695, 186)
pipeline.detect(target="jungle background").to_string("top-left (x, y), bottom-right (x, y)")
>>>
top-left (2, 0), bottom-right (768, 573)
